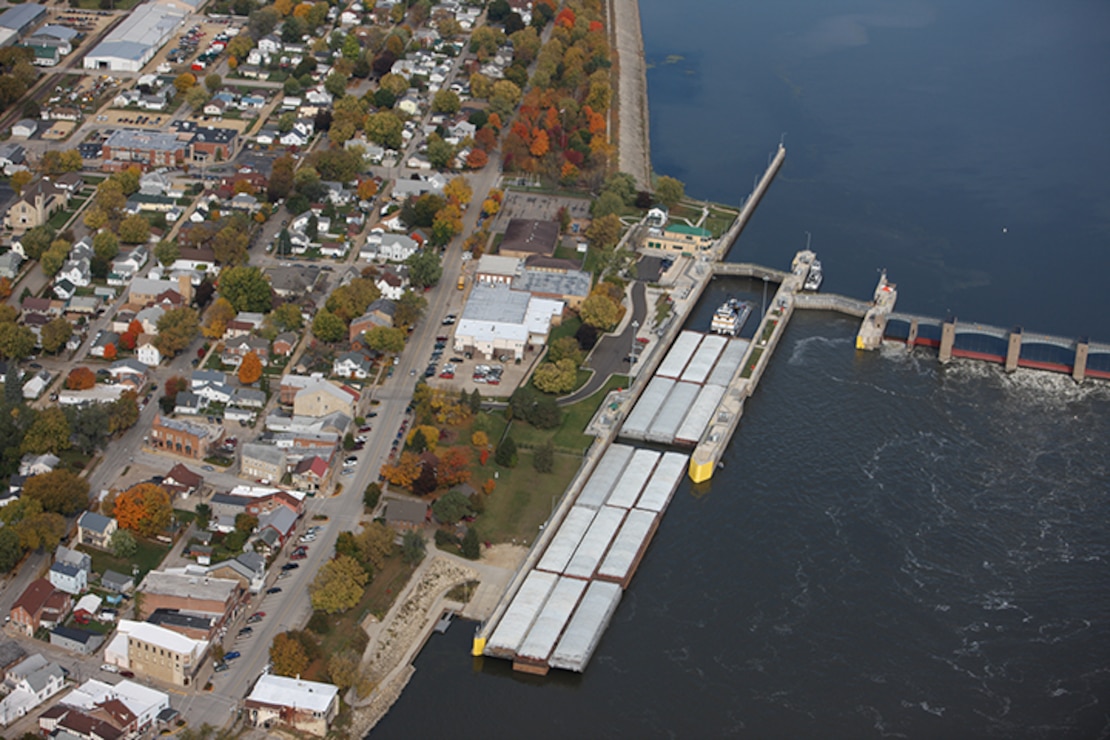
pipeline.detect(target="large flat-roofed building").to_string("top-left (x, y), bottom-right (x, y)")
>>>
top-left (150, 415), bottom-right (219, 459)
top-left (0, 4), bottom-right (47, 36)
top-left (499, 219), bottom-right (560, 260)
top-left (514, 264), bottom-right (592, 311)
top-left (643, 223), bottom-right (714, 254)
top-left (136, 571), bottom-right (241, 626)
top-left (453, 282), bottom-right (563, 360)
top-left (106, 621), bottom-right (207, 686)
top-left (245, 674), bottom-right (339, 736)
top-left (83, 0), bottom-right (189, 73)
top-left (102, 129), bottom-right (188, 170)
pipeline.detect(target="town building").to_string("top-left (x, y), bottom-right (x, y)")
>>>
top-left (244, 674), bottom-right (339, 736)
top-left (76, 511), bottom-right (118, 549)
top-left (642, 223), bottom-right (715, 254)
top-left (9, 579), bottom-right (71, 636)
top-left (104, 620), bottom-right (208, 687)
top-left (498, 219), bottom-right (560, 260)
top-left (82, 0), bottom-right (188, 73)
top-left (150, 415), bottom-right (220, 459)
top-left (453, 283), bottom-right (564, 360)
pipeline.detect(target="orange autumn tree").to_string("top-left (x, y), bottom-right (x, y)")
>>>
top-left (380, 451), bottom-right (422, 489)
top-left (66, 366), bottom-right (96, 390)
top-left (437, 447), bottom-right (472, 487)
top-left (103, 343), bottom-right (117, 360)
top-left (238, 351), bottom-right (263, 384)
top-left (530, 129), bottom-right (550, 158)
top-left (114, 482), bottom-right (172, 538)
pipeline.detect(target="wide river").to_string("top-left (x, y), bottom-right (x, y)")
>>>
top-left (372, 1), bottom-right (1110, 737)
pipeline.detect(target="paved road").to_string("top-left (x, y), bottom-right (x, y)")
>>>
top-left (560, 281), bottom-right (647, 405)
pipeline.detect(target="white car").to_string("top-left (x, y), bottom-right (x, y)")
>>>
top-left (100, 664), bottom-right (119, 673)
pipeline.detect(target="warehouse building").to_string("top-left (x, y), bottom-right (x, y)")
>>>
top-left (82, 0), bottom-right (189, 73)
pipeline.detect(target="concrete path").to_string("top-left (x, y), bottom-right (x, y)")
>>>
top-left (610, 0), bottom-right (652, 189)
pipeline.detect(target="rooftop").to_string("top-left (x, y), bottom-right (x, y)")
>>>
top-left (247, 673), bottom-right (338, 714)
top-left (138, 570), bottom-right (238, 603)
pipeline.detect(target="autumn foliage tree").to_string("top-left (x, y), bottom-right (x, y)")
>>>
top-left (380, 451), bottom-right (422, 488)
top-left (66, 366), bottom-right (96, 390)
top-left (309, 554), bottom-right (369, 614)
top-left (270, 632), bottom-right (311, 677)
top-left (238, 351), bottom-right (263, 384)
top-left (437, 447), bottom-right (472, 487)
top-left (114, 483), bottom-right (172, 538)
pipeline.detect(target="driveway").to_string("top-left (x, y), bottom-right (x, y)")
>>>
top-left (560, 281), bottom-right (647, 405)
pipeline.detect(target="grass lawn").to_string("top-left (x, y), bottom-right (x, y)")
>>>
top-left (470, 449), bottom-right (581, 543)
top-left (549, 316), bottom-right (582, 343)
top-left (80, 539), bottom-right (169, 582)
top-left (507, 373), bottom-right (630, 453)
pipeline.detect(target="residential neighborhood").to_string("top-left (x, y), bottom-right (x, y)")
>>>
top-left (0, 0), bottom-right (705, 735)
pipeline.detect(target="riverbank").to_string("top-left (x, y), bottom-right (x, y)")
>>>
top-left (610, 0), bottom-right (651, 189)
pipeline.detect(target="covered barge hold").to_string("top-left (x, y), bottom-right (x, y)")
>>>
top-left (564, 506), bottom-right (627, 580)
top-left (645, 381), bottom-right (702, 444)
top-left (575, 444), bottom-right (634, 509)
top-left (655, 330), bottom-right (702, 379)
top-left (486, 570), bottom-right (559, 658)
top-left (604, 449), bottom-right (660, 508)
top-left (680, 334), bottom-right (728, 384)
top-left (620, 376), bottom-right (674, 441)
top-left (536, 506), bottom-right (596, 575)
top-left (706, 338), bottom-right (750, 387)
top-left (635, 452), bottom-right (688, 513)
top-left (596, 508), bottom-right (660, 588)
top-left (550, 580), bottom-right (623, 672)
top-left (674, 384), bottom-right (727, 446)
top-left (513, 576), bottom-right (589, 674)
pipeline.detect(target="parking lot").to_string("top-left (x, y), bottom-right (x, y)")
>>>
top-left (494, 192), bottom-right (592, 234)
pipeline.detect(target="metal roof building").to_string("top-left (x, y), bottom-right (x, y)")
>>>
top-left (83, 0), bottom-right (188, 72)
top-left (0, 4), bottom-right (47, 35)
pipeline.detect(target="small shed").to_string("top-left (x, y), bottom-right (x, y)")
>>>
top-left (100, 569), bottom-right (134, 594)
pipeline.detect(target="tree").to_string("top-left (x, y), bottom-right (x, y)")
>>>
top-left (21, 407), bottom-right (71, 455)
top-left (238, 351), bottom-right (263, 384)
top-left (431, 89), bottom-right (460, 115)
top-left (432, 490), bottom-right (470, 525)
top-left (41, 241), bottom-right (69, 277)
top-left (532, 358), bottom-right (578, 394)
top-left (362, 326), bottom-right (405, 354)
top-left (185, 85), bottom-right (210, 111)
top-left (591, 190), bottom-right (624, 219)
top-left (66, 366), bottom-right (96, 390)
top-left (235, 512), bottom-right (258, 535)
top-left (267, 155), bottom-right (295, 202)
top-left (437, 447), bottom-right (471, 487)
top-left (443, 177), bottom-right (472, 207)
top-left (312, 309), bottom-right (345, 343)
top-left (310, 554), bottom-right (370, 612)
top-left (363, 482), bottom-right (381, 510)
top-left (401, 531), bottom-right (425, 565)
top-left (118, 214), bottom-right (151, 244)
top-left (18, 225), bottom-right (54, 260)
top-left (548, 335), bottom-right (584, 366)
top-left (365, 111), bottom-right (403, 149)
top-left (575, 322), bottom-right (599, 350)
top-left (39, 149), bottom-right (82, 175)
top-left (393, 291), bottom-right (427, 330)
top-left (490, 79), bottom-right (522, 117)
top-left (10, 169), bottom-right (31, 195)
top-left (110, 528), bottom-right (137, 559)
top-left (154, 239), bottom-right (179, 267)
top-left (194, 502), bottom-right (212, 530)
top-left (355, 522), bottom-right (394, 570)
top-left (202, 297), bottom-right (236, 339)
top-left (65, 402), bottom-right (109, 453)
top-left (155, 307), bottom-right (200, 357)
top-left (174, 72), bottom-right (197, 94)
top-left (586, 212), bottom-right (623, 250)
top-left (533, 439), bottom-right (555, 473)
top-left (270, 632), bottom-right (311, 677)
top-left (461, 526), bottom-right (480, 559)
top-left (21, 469), bottom-right (89, 515)
top-left (0, 322), bottom-right (34, 360)
top-left (266, 302), bottom-right (303, 332)
top-left (0, 527), bottom-right (22, 573)
top-left (655, 175), bottom-right (685, 209)
top-left (40, 317), bottom-right (72, 355)
top-left (109, 391), bottom-right (140, 434)
top-left (323, 70), bottom-right (347, 98)
top-left (579, 292), bottom-right (621, 331)
top-left (380, 451), bottom-right (422, 488)
top-left (405, 249), bottom-right (443, 288)
top-left (466, 149), bottom-right (489, 170)
top-left (113, 483), bottom-right (172, 538)
top-left (204, 73), bottom-right (222, 93)
top-left (471, 431), bottom-right (489, 449)
top-left (218, 266), bottom-right (272, 312)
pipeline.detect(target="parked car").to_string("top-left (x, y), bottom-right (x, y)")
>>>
top-left (281, 563), bottom-right (299, 571)
top-left (214, 662), bottom-right (230, 672)
top-left (265, 587), bottom-right (283, 595)
top-left (237, 627), bottom-right (253, 636)
top-left (100, 664), bottom-right (118, 673)
top-left (224, 651), bottom-right (241, 661)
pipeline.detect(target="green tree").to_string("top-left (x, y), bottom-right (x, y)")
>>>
top-left (155, 307), bottom-right (200, 357)
top-left (267, 155), bottom-right (295, 202)
top-left (392, 291), bottom-right (427, 329)
top-left (194, 503), bottom-right (212, 530)
top-left (362, 326), bottom-right (406, 354)
top-left (204, 73), bottom-right (222, 93)
top-left (110, 528), bottom-right (138, 559)
top-left (185, 85), bottom-right (210, 111)
top-left (461, 526), bottom-right (480, 559)
top-left (586, 212), bottom-right (622, 250)
top-left (324, 71), bottom-right (347, 98)
top-left (655, 175), bottom-right (686, 209)
top-left (0, 526), bottom-right (22, 573)
top-left (154, 239), bottom-right (179, 267)
top-left (309, 554), bottom-right (369, 613)
top-left (489, 79), bottom-right (522, 117)
top-left (426, 134), bottom-right (455, 170)
top-left (591, 190), bottom-right (624, 219)
top-left (532, 358), bottom-right (578, 394)
top-left (21, 469), bottom-right (89, 515)
top-left (0, 321), bottom-right (34, 360)
top-left (40, 317), bottom-right (72, 355)
top-left (405, 249), bottom-right (443, 289)
top-left (108, 391), bottom-right (140, 434)
top-left (401, 531), bottom-right (425, 565)
top-left (21, 407), bottom-right (71, 455)
top-left (431, 490), bottom-right (470, 525)
top-left (65, 403), bottom-right (109, 454)
top-left (603, 172), bottom-right (638, 207)
top-left (533, 438), bottom-right (555, 473)
top-left (40, 241), bottom-right (69, 277)
top-left (93, 230), bottom-right (120, 262)
top-left (365, 111), bottom-right (404, 149)
top-left (218, 266), bottom-right (272, 312)
top-left (547, 335), bottom-right (584, 366)
top-left (356, 521), bottom-right (394, 569)
top-left (312, 309), bottom-right (346, 343)
top-left (267, 302), bottom-right (304, 332)
top-left (431, 89), bottom-right (460, 115)
top-left (363, 482), bottom-right (381, 510)
top-left (19, 225), bottom-right (55, 260)
top-left (118, 214), bottom-right (151, 244)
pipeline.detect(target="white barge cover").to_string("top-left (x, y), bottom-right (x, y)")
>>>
top-left (707, 338), bottom-right (750, 387)
top-left (536, 506), bottom-right (597, 574)
top-left (655, 330), bottom-right (703, 379)
top-left (575, 444), bottom-right (634, 509)
top-left (604, 448), bottom-right (659, 508)
top-left (486, 570), bottom-right (559, 657)
top-left (680, 334), bottom-right (727, 384)
top-left (550, 580), bottom-right (623, 672)
top-left (596, 508), bottom-right (658, 583)
top-left (564, 506), bottom-right (627, 579)
top-left (621, 376), bottom-right (673, 440)
top-left (674, 384), bottom-right (726, 445)
top-left (515, 576), bottom-right (589, 663)
top-left (645, 381), bottom-right (702, 444)
top-left (635, 452), bottom-right (688, 513)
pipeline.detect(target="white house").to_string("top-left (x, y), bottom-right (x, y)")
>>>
top-left (0, 656), bottom-right (66, 726)
top-left (244, 674), bottom-right (339, 736)
top-left (137, 340), bottom-right (162, 367)
top-left (378, 234), bottom-right (419, 262)
top-left (332, 351), bottom-right (374, 379)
